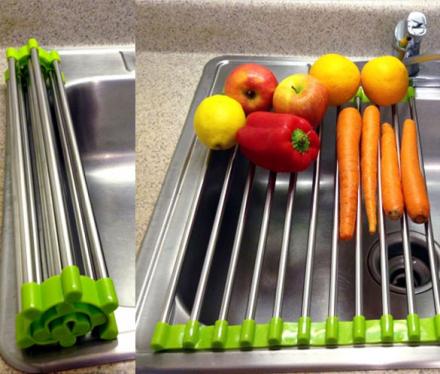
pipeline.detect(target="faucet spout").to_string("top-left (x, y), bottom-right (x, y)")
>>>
top-left (393, 11), bottom-right (427, 76)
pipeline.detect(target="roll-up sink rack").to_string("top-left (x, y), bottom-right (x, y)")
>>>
top-left (137, 56), bottom-right (440, 371)
top-left (2, 40), bottom-right (135, 372)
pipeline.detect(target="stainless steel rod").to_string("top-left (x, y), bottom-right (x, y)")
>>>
top-left (218, 163), bottom-right (256, 321)
top-left (355, 98), bottom-right (363, 317)
top-left (9, 79), bottom-right (23, 305)
top-left (245, 171), bottom-right (276, 320)
top-left (30, 48), bottom-right (74, 269)
top-left (8, 58), bottom-right (35, 284)
top-left (273, 173), bottom-right (296, 319)
top-left (328, 117), bottom-right (340, 317)
top-left (160, 151), bottom-right (211, 323)
top-left (53, 61), bottom-right (107, 278)
top-left (377, 134), bottom-right (391, 316)
top-left (301, 130), bottom-right (322, 318)
top-left (28, 60), bottom-right (62, 277)
top-left (392, 105), bottom-right (416, 315)
top-left (190, 147), bottom-right (238, 321)
top-left (50, 72), bottom-right (95, 278)
top-left (17, 80), bottom-right (42, 284)
top-left (408, 98), bottom-right (440, 314)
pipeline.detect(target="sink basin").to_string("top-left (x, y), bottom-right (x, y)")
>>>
top-left (0, 47), bottom-right (135, 372)
top-left (137, 56), bottom-right (440, 371)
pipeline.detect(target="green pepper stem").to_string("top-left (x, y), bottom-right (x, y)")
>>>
top-left (291, 128), bottom-right (310, 153)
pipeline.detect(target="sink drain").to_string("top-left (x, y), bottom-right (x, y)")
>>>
top-left (367, 231), bottom-right (439, 295)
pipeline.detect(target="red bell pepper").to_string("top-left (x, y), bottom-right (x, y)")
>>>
top-left (236, 112), bottom-right (320, 172)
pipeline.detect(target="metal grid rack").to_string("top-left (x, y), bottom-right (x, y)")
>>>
top-left (148, 67), bottom-right (440, 351)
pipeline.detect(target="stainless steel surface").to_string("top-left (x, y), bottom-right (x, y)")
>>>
top-left (0, 47), bottom-right (135, 372)
top-left (218, 164), bottom-right (255, 321)
top-left (409, 97), bottom-right (440, 313)
top-left (191, 147), bottom-right (237, 321)
top-left (301, 130), bottom-right (321, 318)
top-left (377, 137), bottom-right (391, 316)
top-left (392, 105), bottom-right (416, 315)
top-left (158, 151), bottom-right (211, 323)
top-left (50, 71), bottom-right (94, 278)
top-left (137, 56), bottom-right (440, 372)
top-left (405, 53), bottom-right (440, 66)
top-left (53, 60), bottom-right (108, 279)
top-left (8, 58), bottom-right (35, 285)
top-left (245, 171), bottom-right (275, 320)
top-left (30, 48), bottom-right (75, 269)
top-left (273, 173), bottom-right (296, 319)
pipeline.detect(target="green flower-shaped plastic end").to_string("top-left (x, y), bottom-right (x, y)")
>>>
top-left (16, 265), bottom-right (119, 349)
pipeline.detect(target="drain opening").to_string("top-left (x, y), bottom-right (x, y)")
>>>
top-left (367, 231), bottom-right (438, 295)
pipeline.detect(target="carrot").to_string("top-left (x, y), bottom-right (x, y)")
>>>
top-left (361, 105), bottom-right (380, 234)
top-left (381, 122), bottom-right (404, 220)
top-left (337, 107), bottom-right (362, 240)
top-left (401, 118), bottom-right (430, 223)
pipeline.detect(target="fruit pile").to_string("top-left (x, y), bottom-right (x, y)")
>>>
top-left (194, 53), bottom-right (409, 175)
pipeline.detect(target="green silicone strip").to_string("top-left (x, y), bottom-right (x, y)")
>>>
top-left (352, 86), bottom-right (415, 104)
top-left (5, 38), bottom-right (62, 82)
top-left (17, 265), bottom-right (119, 348)
top-left (151, 315), bottom-right (439, 351)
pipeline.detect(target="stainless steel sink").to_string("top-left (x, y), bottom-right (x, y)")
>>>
top-left (0, 47), bottom-right (135, 372)
top-left (137, 56), bottom-right (440, 371)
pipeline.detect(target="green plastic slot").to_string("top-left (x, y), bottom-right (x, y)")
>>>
top-left (151, 314), bottom-right (439, 351)
top-left (16, 265), bottom-right (119, 348)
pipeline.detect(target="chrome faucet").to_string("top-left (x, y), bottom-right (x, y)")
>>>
top-left (393, 11), bottom-right (427, 76)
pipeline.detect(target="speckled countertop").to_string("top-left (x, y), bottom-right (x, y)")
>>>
top-left (138, 0), bottom-right (440, 373)
top-left (0, 0), bottom-right (134, 372)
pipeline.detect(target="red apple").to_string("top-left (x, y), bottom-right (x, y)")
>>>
top-left (273, 74), bottom-right (329, 127)
top-left (224, 63), bottom-right (278, 114)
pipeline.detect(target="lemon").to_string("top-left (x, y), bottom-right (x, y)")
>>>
top-left (361, 55), bottom-right (408, 106)
top-left (194, 95), bottom-right (246, 150)
top-left (310, 53), bottom-right (361, 106)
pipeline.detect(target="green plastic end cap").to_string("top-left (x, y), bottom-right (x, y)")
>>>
top-left (61, 266), bottom-right (82, 303)
top-left (239, 319), bottom-right (256, 348)
top-left (27, 38), bottom-right (39, 49)
top-left (352, 315), bottom-right (366, 344)
top-left (380, 314), bottom-right (394, 343)
top-left (325, 316), bottom-right (339, 345)
top-left (21, 282), bottom-right (43, 320)
top-left (268, 317), bottom-right (283, 347)
top-left (407, 313), bottom-right (421, 342)
top-left (212, 320), bottom-right (228, 349)
top-left (297, 316), bottom-right (312, 346)
top-left (182, 320), bottom-right (200, 349)
top-left (435, 314), bottom-right (440, 341)
top-left (150, 321), bottom-right (170, 351)
top-left (6, 47), bottom-right (17, 60)
top-left (96, 277), bottom-right (119, 314)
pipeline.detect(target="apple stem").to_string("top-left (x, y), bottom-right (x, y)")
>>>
top-left (291, 128), bottom-right (310, 153)
top-left (291, 85), bottom-right (299, 94)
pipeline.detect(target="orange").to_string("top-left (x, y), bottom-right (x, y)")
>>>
top-left (361, 56), bottom-right (408, 106)
top-left (310, 54), bottom-right (361, 106)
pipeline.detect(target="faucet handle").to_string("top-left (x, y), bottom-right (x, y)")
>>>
top-left (407, 11), bottom-right (427, 39)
